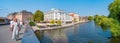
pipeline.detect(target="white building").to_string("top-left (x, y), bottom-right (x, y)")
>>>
top-left (44, 8), bottom-right (72, 22)
top-left (69, 13), bottom-right (80, 22)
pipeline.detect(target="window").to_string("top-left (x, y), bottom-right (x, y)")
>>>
top-left (0, 19), bottom-right (5, 23)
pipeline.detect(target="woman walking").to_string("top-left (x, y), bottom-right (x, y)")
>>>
top-left (10, 18), bottom-right (21, 41)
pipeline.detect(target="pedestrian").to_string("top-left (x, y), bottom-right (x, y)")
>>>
top-left (10, 16), bottom-right (15, 31)
top-left (20, 21), bottom-right (25, 29)
top-left (10, 19), bottom-right (14, 31)
top-left (10, 18), bottom-right (21, 41)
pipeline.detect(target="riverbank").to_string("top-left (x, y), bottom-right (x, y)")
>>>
top-left (32, 21), bottom-right (88, 31)
top-left (34, 21), bottom-right (112, 43)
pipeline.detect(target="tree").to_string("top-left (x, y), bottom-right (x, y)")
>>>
top-left (108, 0), bottom-right (120, 22)
top-left (88, 16), bottom-right (93, 21)
top-left (108, 0), bottom-right (120, 37)
top-left (93, 15), bottom-right (120, 37)
top-left (33, 10), bottom-right (44, 22)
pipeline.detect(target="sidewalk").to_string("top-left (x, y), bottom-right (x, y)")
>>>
top-left (0, 25), bottom-right (25, 43)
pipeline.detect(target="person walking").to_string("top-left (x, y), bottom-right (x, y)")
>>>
top-left (20, 21), bottom-right (25, 29)
top-left (10, 18), bottom-right (21, 41)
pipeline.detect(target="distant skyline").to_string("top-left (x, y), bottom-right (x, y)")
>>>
top-left (0, 0), bottom-right (113, 17)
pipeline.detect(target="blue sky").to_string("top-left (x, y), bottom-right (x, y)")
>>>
top-left (0, 0), bottom-right (113, 17)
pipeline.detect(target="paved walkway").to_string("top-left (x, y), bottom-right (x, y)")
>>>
top-left (0, 25), bottom-right (25, 43)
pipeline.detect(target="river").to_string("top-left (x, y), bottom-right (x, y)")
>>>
top-left (35, 21), bottom-right (114, 43)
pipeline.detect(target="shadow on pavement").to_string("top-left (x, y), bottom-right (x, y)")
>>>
top-left (16, 38), bottom-right (22, 41)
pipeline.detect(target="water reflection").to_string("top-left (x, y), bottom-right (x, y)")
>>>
top-left (35, 29), bottom-right (68, 43)
top-left (35, 21), bottom-right (113, 43)
top-left (94, 22), bottom-right (109, 31)
top-left (35, 30), bottom-right (44, 40)
top-left (109, 37), bottom-right (120, 43)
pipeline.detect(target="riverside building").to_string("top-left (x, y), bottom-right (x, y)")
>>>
top-left (44, 8), bottom-right (72, 23)
top-left (7, 10), bottom-right (33, 22)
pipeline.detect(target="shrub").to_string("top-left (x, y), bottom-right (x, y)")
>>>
top-left (73, 18), bottom-right (77, 22)
top-left (56, 20), bottom-right (62, 25)
top-left (29, 21), bottom-right (35, 26)
top-left (50, 20), bottom-right (55, 24)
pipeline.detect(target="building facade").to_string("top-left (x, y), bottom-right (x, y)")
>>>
top-left (44, 8), bottom-right (72, 22)
top-left (79, 16), bottom-right (88, 21)
top-left (69, 13), bottom-right (80, 22)
top-left (7, 12), bottom-right (17, 20)
top-left (7, 10), bottom-right (33, 22)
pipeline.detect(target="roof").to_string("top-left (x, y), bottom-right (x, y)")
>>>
top-left (7, 10), bottom-right (33, 16)
top-left (0, 17), bottom-right (8, 19)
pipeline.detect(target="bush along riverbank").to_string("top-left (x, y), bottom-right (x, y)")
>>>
top-left (92, 15), bottom-right (120, 37)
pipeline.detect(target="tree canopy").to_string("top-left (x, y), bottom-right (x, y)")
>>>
top-left (108, 0), bottom-right (120, 22)
top-left (33, 10), bottom-right (44, 22)
top-left (88, 16), bottom-right (93, 21)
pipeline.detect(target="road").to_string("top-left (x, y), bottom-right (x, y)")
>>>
top-left (0, 24), bottom-right (25, 43)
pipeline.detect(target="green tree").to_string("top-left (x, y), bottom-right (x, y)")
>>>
top-left (108, 0), bottom-right (120, 22)
top-left (108, 0), bottom-right (120, 37)
top-left (94, 15), bottom-right (120, 37)
top-left (94, 15), bottom-right (98, 21)
top-left (33, 10), bottom-right (44, 22)
top-left (88, 16), bottom-right (93, 21)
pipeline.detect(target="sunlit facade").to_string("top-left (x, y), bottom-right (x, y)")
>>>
top-left (7, 10), bottom-right (33, 22)
top-left (44, 8), bottom-right (72, 22)
top-left (69, 13), bottom-right (80, 22)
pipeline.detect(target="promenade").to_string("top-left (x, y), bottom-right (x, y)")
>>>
top-left (0, 25), bottom-right (25, 43)
top-left (32, 21), bottom-right (88, 31)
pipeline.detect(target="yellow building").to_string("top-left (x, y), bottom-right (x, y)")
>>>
top-left (7, 10), bottom-right (33, 22)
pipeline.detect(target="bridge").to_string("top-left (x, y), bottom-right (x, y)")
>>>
top-left (0, 24), bottom-right (40, 43)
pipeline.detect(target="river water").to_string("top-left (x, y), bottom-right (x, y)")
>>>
top-left (35, 21), bottom-right (113, 43)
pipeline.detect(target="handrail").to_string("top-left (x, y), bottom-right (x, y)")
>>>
top-left (21, 25), bottom-right (40, 43)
